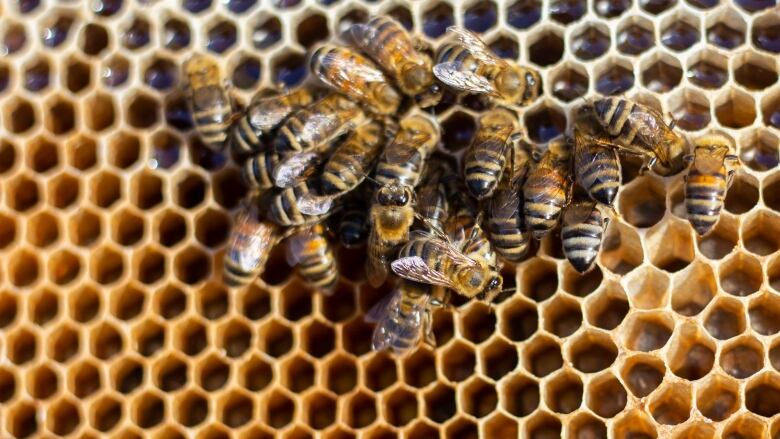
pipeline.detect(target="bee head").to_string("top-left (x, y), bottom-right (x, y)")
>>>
top-left (376, 184), bottom-right (412, 206)
top-left (476, 274), bottom-right (503, 302)
top-left (522, 69), bottom-right (542, 104)
top-left (184, 54), bottom-right (219, 87)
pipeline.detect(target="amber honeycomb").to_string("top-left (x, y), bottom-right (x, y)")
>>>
top-left (1, 0), bottom-right (780, 437)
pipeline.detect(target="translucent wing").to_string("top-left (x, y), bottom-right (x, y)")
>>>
top-left (369, 289), bottom-right (426, 354)
top-left (349, 22), bottom-right (378, 48)
top-left (445, 26), bottom-right (501, 65)
top-left (563, 201), bottom-right (596, 226)
top-left (365, 289), bottom-right (396, 323)
top-left (490, 186), bottom-right (522, 223)
top-left (320, 50), bottom-right (387, 84)
top-left (433, 63), bottom-right (495, 95)
top-left (391, 256), bottom-right (456, 289)
top-left (627, 109), bottom-right (663, 145)
top-left (274, 152), bottom-right (320, 188)
top-left (366, 251), bottom-right (389, 287)
top-left (226, 213), bottom-right (277, 272)
top-left (284, 228), bottom-right (313, 267)
top-left (383, 139), bottom-right (426, 166)
top-left (297, 193), bottom-right (335, 216)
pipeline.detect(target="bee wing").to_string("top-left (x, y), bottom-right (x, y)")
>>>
top-left (320, 50), bottom-right (388, 84)
top-left (490, 186), bottom-right (522, 221)
top-left (445, 27), bottom-right (501, 65)
top-left (227, 214), bottom-right (278, 271)
top-left (383, 141), bottom-right (424, 165)
top-left (366, 251), bottom-right (389, 287)
top-left (274, 151), bottom-right (320, 188)
top-left (627, 110), bottom-right (663, 144)
top-left (563, 201), bottom-right (596, 225)
top-left (283, 229), bottom-right (313, 267)
top-left (391, 256), bottom-right (456, 289)
top-left (297, 193), bottom-right (335, 216)
top-left (349, 22), bottom-right (378, 48)
top-left (369, 289), bottom-right (426, 354)
top-left (433, 63), bottom-right (495, 95)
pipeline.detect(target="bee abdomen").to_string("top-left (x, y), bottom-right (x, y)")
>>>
top-left (488, 217), bottom-right (529, 262)
top-left (685, 175), bottom-right (726, 235)
top-left (562, 223), bottom-right (602, 272)
top-left (579, 156), bottom-right (621, 205)
top-left (223, 253), bottom-right (259, 287)
top-left (322, 153), bottom-right (364, 194)
top-left (266, 184), bottom-right (321, 226)
top-left (194, 105), bottom-right (231, 147)
top-left (232, 117), bottom-right (262, 154)
top-left (524, 200), bottom-right (565, 238)
top-left (340, 209), bottom-right (369, 247)
top-left (464, 154), bottom-right (505, 199)
top-left (242, 151), bottom-right (279, 189)
top-left (299, 246), bottom-right (337, 290)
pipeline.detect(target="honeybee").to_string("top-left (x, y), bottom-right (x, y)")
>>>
top-left (242, 150), bottom-right (283, 190)
top-left (286, 223), bottom-right (337, 292)
top-left (561, 200), bottom-right (606, 273)
top-left (366, 183), bottom-right (416, 287)
top-left (488, 141), bottom-right (531, 262)
top-left (415, 162), bottom-right (451, 234)
top-left (297, 121), bottom-right (386, 215)
top-left (684, 133), bottom-right (739, 236)
top-left (573, 121), bottom-right (622, 206)
top-left (310, 44), bottom-right (402, 115)
top-left (223, 202), bottom-right (281, 287)
top-left (263, 181), bottom-right (329, 227)
top-left (183, 54), bottom-right (235, 151)
top-left (274, 93), bottom-right (366, 154)
top-left (338, 194), bottom-right (370, 248)
top-left (368, 280), bottom-right (449, 355)
top-left (523, 140), bottom-right (572, 239)
top-left (589, 97), bottom-right (687, 175)
top-left (375, 114), bottom-right (440, 188)
top-left (273, 141), bottom-right (338, 189)
top-left (433, 27), bottom-right (542, 107)
top-left (391, 233), bottom-right (502, 301)
top-left (463, 108), bottom-right (519, 200)
top-left (350, 16), bottom-right (441, 106)
top-left (232, 87), bottom-right (315, 154)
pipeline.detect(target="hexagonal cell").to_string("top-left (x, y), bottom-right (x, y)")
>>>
top-left (173, 389), bottom-right (210, 427)
top-left (90, 245), bottom-right (125, 285)
top-left (341, 316), bottom-right (373, 357)
top-left (48, 172), bottom-right (80, 210)
top-left (528, 28), bottom-right (565, 67)
top-left (706, 11), bottom-right (746, 50)
top-left (0, 291), bottom-right (18, 329)
top-left (498, 296), bottom-right (538, 342)
top-left (421, 2), bottom-right (454, 38)
top-left (89, 171), bottom-right (122, 209)
top-left (122, 16), bottom-right (151, 50)
top-left (749, 293), bottom-right (780, 335)
top-left (110, 355), bottom-right (144, 395)
top-left (617, 17), bottom-right (655, 55)
top-left (251, 14), bottom-right (282, 49)
top-left (722, 413), bottom-right (767, 438)
top-left (499, 373), bottom-right (539, 417)
top-left (439, 111), bottom-right (476, 153)
top-left (89, 395), bottom-right (122, 433)
top-left (487, 34), bottom-right (520, 60)
top-left (321, 354), bottom-right (356, 395)
top-left (593, 0), bottom-right (631, 17)
top-left (126, 93), bottom-right (160, 129)
top-left (347, 390), bottom-right (377, 428)
top-left (697, 374), bottom-right (740, 421)
top-left (8, 248), bottom-right (40, 287)
top-left (64, 135), bottom-right (96, 172)
top-left (719, 251), bottom-right (763, 296)
top-left (259, 318), bottom-right (293, 358)
top-left (153, 353), bottom-right (188, 392)
top-left (239, 355), bottom-right (272, 392)
top-left (569, 329), bottom-right (618, 373)
top-left (619, 175), bottom-right (666, 228)
top-left (550, 62), bottom-right (589, 102)
top-left (741, 129), bottom-right (779, 171)
top-left (444, 417), bottom-right (479, 439)
top-left (27, 210), bottom-right (60, 248)
top-left (745, 372), bottom-right (780, 417)
top-left (454, 302), bottom-right (494, 344)
top-left (475, 337), bottom-right (517, 381)
top-left (271, 51), bottom-right (307, 88)
top-left (230, 54), bottom-right (262, 90)
top-left (281, 354), bottom-right (315, 393)
top-left (193, 353), bottom-right (229, 392)
top-left (4, 97), bottom-right (36, 134)
top-left (173, 317), bottom-right (208, 356)
top-left (543, 370), bottom-right (582, 414)
top-left (698, 214), bottom-right (739, 261)
top-left (7, 174), bottom-right (40, 213)
top-left (715, 88), bottom-right (757, 128)
top-left (2, 21), bottom-right (27, 55)
top-left (42, 98), bottom-right (76, 137)
top-left (142, 57), bottom-right (178, 91)
top-left (26, 363), bottom-right (59, 400)
top-left (624, 266), bottom-right (670, 310)
top-left (721, 335), bottom-right (764, 378)
top-left (523, 335), bottom-right (563, 378)
top-left (752, 13), bottom-right (780, 53)
top-left (133, 247), bottom-right (165, 285)
top-left (23, 57), bottom-right (50, 92)
top-left (206, 19), bottom-right (237, 54)
top-left (600, 221), bottom-right (643, 275)
top-left (523, 412), bottom-right (562, 438)
top-left (80, 22), bottom-right (110, 56)
top-left (742, 210), bottom-right (780, 256)
top-left (218, 390), bottom-right (254, 428)
top-left (661, 13), bottom-right (700, 51)
top-left (671, 261), bottom-right (717, 316)
top-left (541, 295), bottom-right (582, 337)
top-left (83, 92), bottom-right (116, 132)
top-left (67, 359), bottom-right (101, 400)
top-left (572, 23), bottom-right (610, 60)
top-left (384, 387), bottom-right (418, 425)
top-left (111, 208), bottom-right (145, 247)
top-left (102, 55), bottom-right (130, 88)
top-left (623, 311), bottom-right (674, 352)
top-left (733, 53), bottom-right (778, 91)
top-left (561, 265), bottom-right (602, 299)
top-left (28, 287), bottom-right (59, 325)
top-left (641, 53), bottom-right (683, 93)
top-left (519, 259), bottom-right (558, 302)
top-left (666, 321), bottom-right (716, 380)
top-left (132, 390), bottom-right (165, 428)
top-left (69, 285), bottom-right (101, 323)
top-left (547, 0), bottom-right (584, 24)
top-left (587, 372), bottom-right (628, 418)
top-left (132, 318), bottom-right (166, 357)
top-left (300, 319), bottom-right (334, 359)
top-left (647, 381), bottom-right (692, 425)
top-left (90, 321), bottom-right (125, 361)
top-left (174, 246), bottom-right (211, 285)
top-left (595, 57), bottom-right (635, 96)
top-left (46, 397), bottom-right (81, 435)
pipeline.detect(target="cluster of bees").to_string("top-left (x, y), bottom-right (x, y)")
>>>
top-left (183, 17), bottom-right (741, 355)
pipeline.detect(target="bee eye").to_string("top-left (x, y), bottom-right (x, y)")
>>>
top-left (489, 277), bottom-right (500, 289)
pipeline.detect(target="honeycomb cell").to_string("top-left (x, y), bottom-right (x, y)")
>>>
top-left (499, 296), bottom-right (538, 341)
top-left (81, 23), bottom-right (110, 56)
top-left (572, 23), bottom-right (610, 60)
top-left (600, 221), bottom-right (644, 276)
top-left (174, 389), bottom-right (210, 427)
top-left (671, 262), bottom-right (717, 316)
top-left (26, 363), bottom-right (59, 399)
top-left (667, 322), bottom-right (716, 380)
top-left (238, 355), bottom-right (272, 392)
top-left (619, 176), bottom-right (666, 228)
top-left (0, 291), bottom-right (18, 329)
top-left (463, 1), bottom-right (498, 33)
top-left (143, 57), bottom-right (178, 91)
top-left (174, 317), bottom-right (208, 356)
top-left (322, 354), bottom-right (356, 394)
top-left (295, 13), bottom-right (328, 48)
top-left (84, 92), bottom-right (116, 131)
top-left (647, 381), bottom-right (692, 425)
top-left (523, 335), bottom-right (563, 378)
top-left (90, 244), bottom-right (125, 285)
top-left (218, 390), bottom-right (254, 428)
top-left (69, 284), bottom-right (101, 323)
top-left (661, 14), bottom-right (700, 52)
top-left (65, 58), bottom-right (91, 94)
top-left (719, 251), bottom-right (763, 296)
top-left (272, 51), bottom-right (307, 87)
top-left (616, 17), bottom-right (655, 56)
top-left (4, 97), bottom-right (36, 134)
top-left (174, 245), bottom-right (210, 285)
top-left (734, 53), bottom-right (778, 91)
top-left (697, 374), bottom-right (740, 421)
top-left (459, 302), bottom-right (495, 343)
top-left (524, 412), bottom-right (562, 438)
top-left (595, 57), bottom-right (635, 95)
top-left (721, 335), bottom-right (764, 378)
top-left (347, 390), bottom-right (377, 428)
top-left (8, 248), bottom-right (40, 287)
top-left (0, 140), bottom-right (17, 175)
top-left (48, 323), bottom-right (79, 363)
top-left (7, 400), bottom-right (38, 438)
top-left (163, 17), bottom-right (191, 51)
top-left (384, 387), bottom-right (418, 425)
top-left (48, 172), bottom-right (80, 210)
top-left (488, 34), bottom-right (520, 60)
top-left (153, 353), bottom-right (188, 392)
top-left (741, 129), bottom-right (779, 172)
top-left (528, 29), bottom-right (564, 67)
top-left (544, 370), bottom-right (582, 414)
top-left (715, 88), bottom-right (757, 128)
top-left (548, 0), bottom-right (584, 24)
top-left (259, 318), bottom-right (293, 358)
top-left (231, 55), bottom-right (262, 89)
top-left (206, 19), bottom-right (237, 54)
top-left (445, 417), bottom-right (478, 439)
top-left (624, 266), bottom-right (669, 310)
top-left (252, 15), bottom-right (282, 49)
top-left (27, 210), bottom-right (60, 248)
top-left (422, 3), bottom-right (454, 39)
top-left (23, 57), bottom-right (50, 92)
top-left (300, 319), bottom-right (334, 359)
top-left (91, 322), bottom-right (125, 361)
top-left (542, 295), bottom-right (582, 337)
top-left (686, 50), bottom-right (728, 91)
top-left (196, 283), bottom-right (228, 320)
top-left (29, 287), bottom-right (59, 325)
top-left (724, 413), bottom-right (768, 439)
top-left (569, 329), bottom-right (618, 373)
top-left (749, 293), bottom-right (780, 335)
top-left (587, 372), bottom-right (627, 417)
top-left (133, 318), bottom-right (166, 357)
top-left (593, 0), bottom-right (631, 18)
top-left (483, 413), bottom-right (518, 438)
top-left (132, 390), bottom-right (165, 428)
top-left (641, 53), bottom-right (683, 93)
top-left (103, 55), bottom-right (130, 88)
top-left (90, 394), bottom-right (122, 433)
top-left (745, 372), bottom-right (780, 417)
top-left (623, 311), bottom-right (674, 352)
top-left (47, 397), bottom-right (81, 435)
top-left (41, 12), bottom-right (75, 48)
top-left (44, 97), bottom-right (76, 135)
top-left (2, 22), bottom-right (27, 55)
top-left (641, 0), bottom-right (676, 13)
top-left (707, 12), bottom-right (746, 49)
top-left (550, 62), bottom-right (589, 102)
top-left (122, 16), bottom-right (152, 50)
top-left (194, 353), bottom-right (229, 392)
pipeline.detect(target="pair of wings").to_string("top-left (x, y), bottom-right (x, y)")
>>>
top-left (315, 47), bottom-right (392, 104)
top-left (432, 27), bottom-right (507, 96)
top-left (390, 233), bottom-right (477, 291)
top-left (227, 212), bottom-right (278, 271)
top-left (366, 287), bottom-right (429, 354)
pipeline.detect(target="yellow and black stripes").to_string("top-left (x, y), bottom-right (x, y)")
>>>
top-left (488, 185), bottom-right (529, 262)
top-left (190, 86), bottom-right (232, 149)
top-left (524, 170), bottom-right (569, 239)
top-left (321, 122), bottom-right (384, 195)
top-left (264, 182), bottom-right (325, 227)
top-left (292, 226), bottom-right (337, 291)
top-left (575, 143), bottom-right (621, 206)
top-left (273, 94), bottom-right (364, 154)
top-left (562, 204), bottom-right (604, 273)
top-left (242, 150), bottom-right (282, 190)
top-left (685, 171), bottom-right (727, 236)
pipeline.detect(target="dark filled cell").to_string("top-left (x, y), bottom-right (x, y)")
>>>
top-left (24, 61), bottom-right (49, 92)
top-left (92, 0), bottom-right (123, 16)
top-left (123, 18), bottom-right (151, 50)
top-left (164, 19), bottom-right (191, 51)
top-left (617, 23), bottom-right (654, 55)
top-left (735, 0), bottom-right (774, 11)
top-left (253, 17), bottom-right (282, 49)
top-left (103, 57), bottom-right (130, 88)
top-left (753, 22), bottom-right (780, 53)
top-left (0, 65), bottom-right (9, 94)
top-left (707, 22), bottom-right (744, 49)
top-left (273, 53), bottom-right (307, 87)
top-left (207, 22), bottom-right (237, 53)
top-left (183, 0), bottom-right (212, 13)
top-left (687, 59), bottom-right (727, 88)
top-left (3, 23), bottom-right (27, 55)
top-left (464, 2), bottom-right (497, 33)
top-left (549, 0), bottom-right (585, 24)
top-left (552, 68), bottom-right (588, 102)
top-left (596, 64), bottom-right (634, 95)
top-left (423, 3), bottom-right (454, 38)
top-left (144, 58), bottom-right (178, 90)
top-left (231, 57), bottom-right (261, 89)
top-left (686, 0), bottom-right (719, 8)
top-left (507, 0), bottom-right (542, 28)
top-left (594, 0), bottom-right (631, 18)
top-left (489, 36), bottom-right (519, 59)
top-left (572, 27), bottom-right (610, 60)
top-left (661, 20), bottom-right (699, 51)
top-left (18, 0), bottom-right (40, 13)
top-left (641, 0), bottom-right (676, 14)
top-left (42, 15), bottom-right (74, 48)
top-left (226, 0), bottom-right (257, 13)
top-left (165, 95), bottom-right (194, 131)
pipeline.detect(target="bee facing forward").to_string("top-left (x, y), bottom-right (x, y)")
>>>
top-left (684, 134), bottom-right (739, 236)
top-left (310, 44), bottom-right (402, 115)
top-left (223, 202), bottom-right (280, 287)
top-left (232, 87), bottom-right (314, 154)
top-left (589, 97), bottom-right (687, 175)
top-left (183, 54), bottom-right (234, 151)
top-left (561, 200), bottom-right (607, 273)
top-left (286, 223), bottom-right (337, 292)
top-left (366, 184), bottom-right (416, 287)
top-left (434, 27), bottom-right (541, 107)
top-left (573, 121), bottom-right (622, 206)
top-left (464, 108), bottom-right (519, 200)
top-left (274, 93), bottom-right (366, 154)
top-left (350, 16), bottom-right (441, 106)
top-left (523, 140), bottom-right (572, 239)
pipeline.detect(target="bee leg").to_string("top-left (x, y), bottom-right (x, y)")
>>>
top-left (667, 112), bottom-right (678, 130)
top-left (422, 309), bottom-right (436, 348)
top-left (639, 156), bottom-right (657, 175)
top-left (727, 170), bottom-right (736, 188)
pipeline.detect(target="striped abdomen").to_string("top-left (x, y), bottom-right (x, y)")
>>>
top-left (375, 150), bottom-right (426, 188)
top-left (243, 150), bottom-right (282, 189)
top-left (685, 171), bottom-right (727, 236)
top-left (437, 44), bottom-right (495, 80)
top-left (562, 206), bottom-right (604, 273)
top-left (575, 144), bottom-right (621, 206)
top-left (591, 97), bottom-right (655, 153)
top-left (232, 115), bottom-right (263, 154)
top-left (371, 281), bottom-right (432, 354)
top-left (524, 168), bottom-right (568, 239)
top-left (416, 182), bottom-right (448, 234)
top-left (488, 186), bottom-right (529, 262)
top-left (399, 238), bottom-right (453, 276)
top-left (274, 94), bottom-right (364, 153)
top-left (339, 207), bottom-right (369, 248)
top-left (190, 85), bottom-right (232, 149)
top-left (223, 211), bottom-right (279, 287)
top-left (295, 229), bottom-right (337, 290)
top-left (265, 182), bottom-right (324, 226)
top-left (464, 136), bottom-right (508, 200)
top-left (321, 122), bottom-right (384, 195)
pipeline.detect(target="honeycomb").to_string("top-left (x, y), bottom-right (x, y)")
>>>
top-left (1, 0), bottom-right (780, 437)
